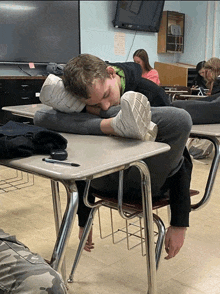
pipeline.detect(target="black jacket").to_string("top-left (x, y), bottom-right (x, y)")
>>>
top-left (0, 121), bottom-right (67, 159)
top-left (108, 62), bottom-right (171, 106)
top-left (90, 62), bottom-right (192, 227)
top-left (108, 62), bottom-right (192, 227)
top-left (192, 74), bottom-right (207, 89)
top-left (211, 76), bottom-right (220, 95)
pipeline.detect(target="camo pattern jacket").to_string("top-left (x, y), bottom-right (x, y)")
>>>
top-left (0, 229), bottom-right (67, 294)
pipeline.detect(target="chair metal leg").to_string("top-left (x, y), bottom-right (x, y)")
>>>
top-left (68, 206), bottom-right (99, 283)
top-left (68, 162), bottom-right (157, 293)
top-left (153, 213), bottom-right (166, 270)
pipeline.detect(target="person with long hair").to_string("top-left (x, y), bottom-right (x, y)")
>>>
top-left (192, 61), bottom-right (207, 89)
top-left (204, 57), bottom-right (220, 95)
top-left (133, 49), bottom-right (160, 85)
top-left (173, 57), bottom-right (220, 124)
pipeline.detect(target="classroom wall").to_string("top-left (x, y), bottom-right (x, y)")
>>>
top-left (80, 1), bottom-right (219, 67)
top-left (178, 1), bottom-right (220, 64)
top-left (80, 1), bottom-right (180, 64)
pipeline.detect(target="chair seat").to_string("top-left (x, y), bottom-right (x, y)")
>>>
top-left (93, 189), bottom-right (199, 213)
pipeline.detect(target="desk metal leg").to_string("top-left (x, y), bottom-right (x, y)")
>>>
top-left (190, 135), bottom-right (220, 210)
top-left (68, 206), bottom-right (99, 283)
top-left (131, 161), bottom-right (157, 294)
top-left (51, 180), bottom-right (66, 281)
top-left (68, 179), bottom-right (104, 282)
top-left (50, 180), bottom-right (78, 272)
top-left (67, 162), bottom-right (157, 293)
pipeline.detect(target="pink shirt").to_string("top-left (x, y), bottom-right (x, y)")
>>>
top-left (142, 69), bottom-right (160, 85)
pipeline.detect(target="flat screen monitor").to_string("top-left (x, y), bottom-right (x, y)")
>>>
top-left (0, 1), bottom-right (80, 64)
top-left (113, 0), bottom-right (165, 32)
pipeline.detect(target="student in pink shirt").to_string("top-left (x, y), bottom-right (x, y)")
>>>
top-left (133, 49), bottom-right (160, 85)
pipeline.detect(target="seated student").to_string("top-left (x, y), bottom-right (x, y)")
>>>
top-left (35, 53), bottom-right (193, 260)
top-left (191, 61), bottom-right (207, 95)
top-left (0, 229), bottom-right (67, 294)
top-left (133, 49), bottom-right (160, 85)
top-left (205, 57), bottom-right (220, 95)
top-left (172, 57), bottom-right (220, 125)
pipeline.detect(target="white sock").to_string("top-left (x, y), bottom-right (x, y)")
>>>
top-left (111, 91), bottom-right (158, 141)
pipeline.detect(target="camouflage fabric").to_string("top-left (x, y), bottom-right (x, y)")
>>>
top-left (0, 229), bottom-right (67, 294)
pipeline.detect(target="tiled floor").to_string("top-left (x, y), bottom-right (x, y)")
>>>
top-left (0, 153), bottom-right (220, 294)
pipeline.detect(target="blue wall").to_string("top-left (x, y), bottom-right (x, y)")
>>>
top-left (80, 1), bottom-right (219, 67)
top-left (80, 1), bottom-right (180, 65)
top-left (179, 1), bottom-right (220, 63)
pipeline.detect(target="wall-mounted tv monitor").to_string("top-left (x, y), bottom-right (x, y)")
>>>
top-left (0, 1), bottom-right (80, 64)
top-left (113, 0), bottom-right (165, 32)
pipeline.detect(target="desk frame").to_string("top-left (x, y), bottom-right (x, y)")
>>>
top-left (2, 104), bottom-right (220, 294)
top-left (0, 130), bottom-right (169, 294)
top-left (190, 131), bottom-right (220, 210)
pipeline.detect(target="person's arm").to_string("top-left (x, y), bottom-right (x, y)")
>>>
top-left (164, 148), bottom-right (192, 259)
top-left (136, 78), bottom-right (170, 106)
top-left (143, 69), bottom-right (160, 86)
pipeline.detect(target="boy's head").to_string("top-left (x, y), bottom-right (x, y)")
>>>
top-left (63, 54), bottom-right (121, 111)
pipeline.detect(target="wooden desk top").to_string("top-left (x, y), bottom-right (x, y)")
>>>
top-left (0, 134), bottom-right (170, 182)
top-left (179, 95), bottom-right (207, 99)
top-left (191, 124), bottom-right (220, 137)
top-left (0, 76), bottom-right (46, 80)
top-left (1, 104), bottom-right (170, 181)
top-left (2, 104), bottom-right (51, 119)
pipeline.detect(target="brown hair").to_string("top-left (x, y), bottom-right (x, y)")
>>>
top-left (63, 54), bottom-right (109, 99)
top-left (204, 57), bottom-right (220, 88)
top-left (133, 49), bottom-right (152, 72)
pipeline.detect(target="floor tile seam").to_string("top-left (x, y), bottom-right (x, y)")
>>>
top-left (74, 262), bottom-right (122, 282)
top-left (164, 262), bottom-right (200, 280)
top-left (163, 278), bottom-right (206, 293)
top-left (169, 259), bottom-right (220, 285)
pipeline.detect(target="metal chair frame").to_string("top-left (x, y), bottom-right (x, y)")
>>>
top-left (67, 131), bottom-right (220, 293)
top-left (67, 162), bottom-right (200, 292)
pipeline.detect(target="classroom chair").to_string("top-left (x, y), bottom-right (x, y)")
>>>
top-left (68, 168), bottom-right (199, 284)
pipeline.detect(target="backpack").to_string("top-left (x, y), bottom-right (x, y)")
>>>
top-left (187, 138), bottom-right (213, 159)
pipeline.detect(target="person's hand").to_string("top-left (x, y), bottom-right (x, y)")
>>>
top-left (164, 226), bottom-right (186, 260)
top-left (79, 226), bottom-right (94, 252)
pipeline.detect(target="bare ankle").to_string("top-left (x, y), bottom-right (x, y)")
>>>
top-left (100, 118), bottom-right (117, 136)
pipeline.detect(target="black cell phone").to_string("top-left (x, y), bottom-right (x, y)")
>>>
top-left (50, 149), bottom-right (68, 161)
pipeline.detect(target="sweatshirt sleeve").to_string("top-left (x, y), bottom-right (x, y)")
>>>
top-left (169, 148), bottom-right (192, 227)
top-left (136, 78), bottom-right (171, 107)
